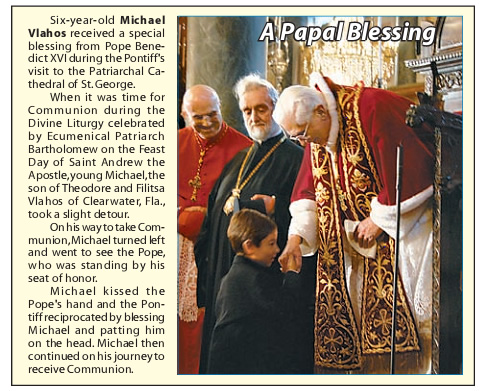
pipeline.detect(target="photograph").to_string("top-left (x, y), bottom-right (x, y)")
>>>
top-left (177, 14), bottom-right (464, 376)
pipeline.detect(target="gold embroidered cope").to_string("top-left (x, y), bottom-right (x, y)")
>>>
top-left (312, 84), bottom-right (419, 371)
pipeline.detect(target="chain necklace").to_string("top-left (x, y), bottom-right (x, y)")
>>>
top-left (223, 135), bottom-right (286, 215)
top-left (188, 123), bottom-right (227, 201)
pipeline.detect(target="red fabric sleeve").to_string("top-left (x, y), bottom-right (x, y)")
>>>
top-left (178, 125), bottom-right (252, 210)
top-left (178, 125), bottom-right (252, 238)
top-left (178, 210), bottom-right (206, 241)
top-left (359, 88), bottom-right (435, 206)
top-left (290, 144), bottom-right (316, 203)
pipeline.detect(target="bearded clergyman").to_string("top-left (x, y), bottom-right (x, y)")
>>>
top-left (195, 74), bottom-right (304, 373)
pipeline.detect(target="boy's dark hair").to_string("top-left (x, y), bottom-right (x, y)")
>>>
top-left (227, 209), bottom-right (277, 253)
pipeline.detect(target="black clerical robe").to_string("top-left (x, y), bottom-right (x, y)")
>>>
top-left (195, 133), bottom-right (303, 373)
top-left (207, 255), bottom-right (301, 374)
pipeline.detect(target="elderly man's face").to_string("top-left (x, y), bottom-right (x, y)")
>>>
top-left (185, 95), bottom-right (222, 140)
top-left (240, 87), bottom-right (274, 142)
top-left (280, 106), bottom-right (331, 147)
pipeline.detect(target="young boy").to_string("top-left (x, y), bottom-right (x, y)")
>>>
top-left (206, 209), bottom-right (301, 374)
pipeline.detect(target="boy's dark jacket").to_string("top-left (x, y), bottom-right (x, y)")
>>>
top-left (207, 254), bottom-right (301, 374)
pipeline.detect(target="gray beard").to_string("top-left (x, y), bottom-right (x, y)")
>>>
top-left (246, 122), bottom-right (281, 143)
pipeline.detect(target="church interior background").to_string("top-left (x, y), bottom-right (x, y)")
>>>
top-left (178, 15), bottom-right (463, 374)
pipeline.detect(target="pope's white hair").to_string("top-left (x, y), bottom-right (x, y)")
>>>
top-left (273, 85), bottom-right (327, 126)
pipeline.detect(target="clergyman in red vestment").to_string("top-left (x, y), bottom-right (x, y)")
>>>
top-left (178, 85), bottom-right (251, 373)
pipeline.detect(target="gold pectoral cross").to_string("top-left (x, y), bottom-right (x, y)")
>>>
top-left (188, 150), bottom-right (207, 202)
top-left (189, 175), bottom-right (202, 201)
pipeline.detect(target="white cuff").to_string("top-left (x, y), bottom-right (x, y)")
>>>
top-left (288, 199), bottom-right (319, 256)
top-left (370, 185), bottom-right (433, 239)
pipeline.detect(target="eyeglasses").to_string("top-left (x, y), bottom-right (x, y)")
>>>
top-left (289, 122), bottom-right (309, 142)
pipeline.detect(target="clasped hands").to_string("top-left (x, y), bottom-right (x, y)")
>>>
top-left (182, 205), bottom-right (207, 214)
top-left (250, 194), bottom-right (276, 215)
top-left (352, 217), bottom-right (382, 248)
